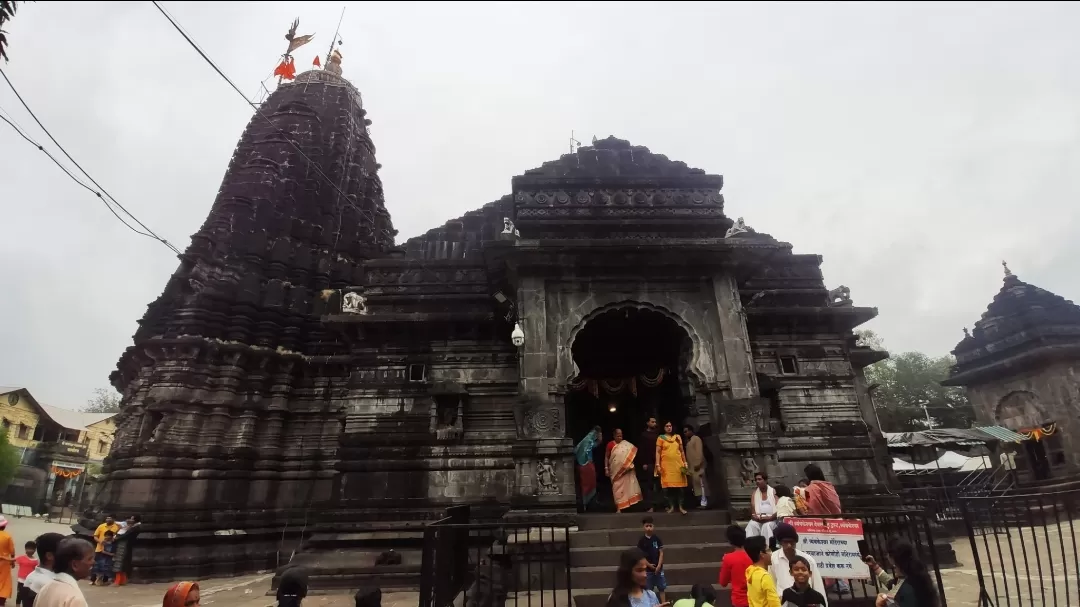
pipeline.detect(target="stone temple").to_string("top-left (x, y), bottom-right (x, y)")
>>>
top-left (91, 66), bottom-right (892, 580)
top-left (944, 265), bottom-right (1080, 480)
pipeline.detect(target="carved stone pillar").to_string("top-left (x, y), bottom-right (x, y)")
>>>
top-left (710, 273), bottom-right (759, 399)
top-left (517, 276), bottom-right (549, 396)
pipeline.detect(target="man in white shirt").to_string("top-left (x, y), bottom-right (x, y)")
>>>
top-left (22, 532), bottom-right (66, 607)
top-left (34, 538), bottom-right (94, 607)
top-left (769, 522), bottom-right (828, 605)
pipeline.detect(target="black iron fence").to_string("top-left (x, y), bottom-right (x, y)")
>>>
top-left (960, 488), bottom-right (1080, 607)
top-left (902, 466), bottom-right (1016, 528)
top-left (802, 510), bottom-right (948, 607)
top-left (420, 508), bottom-right (571, 607)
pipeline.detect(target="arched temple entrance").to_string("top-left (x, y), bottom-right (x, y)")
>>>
top-left (566, 305), bottom-right (695, 511)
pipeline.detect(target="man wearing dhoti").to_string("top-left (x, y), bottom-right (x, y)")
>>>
top-left (605, 428), bottom-right (643, 512)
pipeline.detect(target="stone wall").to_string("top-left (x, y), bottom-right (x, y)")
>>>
top-left (966, 359), bottom-right (1080, 471)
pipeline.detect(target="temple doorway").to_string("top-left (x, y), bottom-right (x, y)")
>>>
top-left (566, 305), bottom-right (693, 511)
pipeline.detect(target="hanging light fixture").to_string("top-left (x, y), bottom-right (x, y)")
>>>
top-left (608, 403), bottom-right (617, 413)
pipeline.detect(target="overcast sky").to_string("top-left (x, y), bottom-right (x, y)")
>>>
top-left (2, 1), bottom-right (1078, 408)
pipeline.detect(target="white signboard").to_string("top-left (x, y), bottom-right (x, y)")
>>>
top-left (789, 517), bottom-right (871, 580)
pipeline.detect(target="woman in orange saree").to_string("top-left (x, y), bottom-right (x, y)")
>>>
top-left (163, 581), bottom-right (200, 607)
top-left (605, 428), bottom-right (642, 512)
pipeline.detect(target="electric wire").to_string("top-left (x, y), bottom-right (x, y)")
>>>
top-left (0, 109), bottom-right (181, 253)
top-left (0, 70), bottom-right (182, 255)
top-left (149, 0), bottom-right (380, 227)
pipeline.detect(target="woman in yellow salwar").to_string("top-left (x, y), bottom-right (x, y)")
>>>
top-left (654, 421), bottom-right (689, 514)
top-left (605, 428), bottom-right (643, 512)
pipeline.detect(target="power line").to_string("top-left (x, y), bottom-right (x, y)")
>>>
top-left (0, 70), bottom-right (182, 256)
top-left (150, 1), bottom-right (379, 231)
top-left (0, 109), bottom-right (183, 251)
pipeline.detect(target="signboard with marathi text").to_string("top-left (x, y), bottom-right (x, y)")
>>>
top-left (789, 518), bottom-right (871, 580)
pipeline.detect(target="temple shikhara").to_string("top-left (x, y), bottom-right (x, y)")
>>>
top-left (944, 265), bottom-right (1080, 480)
top-left (91, 59), bottom-right (892, 581)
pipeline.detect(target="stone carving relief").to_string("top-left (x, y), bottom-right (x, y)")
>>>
top-left (430, 392), bottom-right (465, 441)
top-left (722, 398), bottom-right (767, 432)
top-left (514, 397), bottom-right (564, 440)
top-left (828, 285), bottom-right (852, 307)
top-left (535, 458), bottom-right (559, 495)
top-left (724, 217), bottom-right (750, 238)
top-left (501, 217), bottom-right (520, 237)
top-left (342, 291), bottom-right (368, 314)
top-left (516, 188), bottom-right (722, 208)
top-left (740, 451), bottom-right (760, 486)
top-left (113, 409), bottom-right (143, 451)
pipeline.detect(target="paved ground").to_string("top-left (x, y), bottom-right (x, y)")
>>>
top-left (0, 517), bottom-right (1013, 607)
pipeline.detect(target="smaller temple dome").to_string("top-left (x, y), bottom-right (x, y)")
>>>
top-left (946, 266), bottom-right (1080, 384)
top-left (513, 136), bottom-right (720, 186)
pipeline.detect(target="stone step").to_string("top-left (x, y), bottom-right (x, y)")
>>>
top-left (570, 562), bottom-right (721, 590)
top-left (571, 525), bottom-right (729, 548)
top-left (576, 510), bottom-right (730, 531)
top-left (570, 543), bottom-right (730, 568)
top-left (275, 548), bottom-right (424, 592)
top-left (573, 586), bottom-right (735, 607)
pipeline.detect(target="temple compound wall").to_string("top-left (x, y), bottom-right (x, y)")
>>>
top-left (90, 67), bottom-right (891, 581)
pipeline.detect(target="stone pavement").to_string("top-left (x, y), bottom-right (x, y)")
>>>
top-left (81, 575), bottom-right (419, 607)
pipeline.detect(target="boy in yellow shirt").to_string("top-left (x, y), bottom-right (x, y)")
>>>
top-left (744, 536), bottom-right (782, 607)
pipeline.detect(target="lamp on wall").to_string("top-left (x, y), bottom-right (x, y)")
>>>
top-left (511, 322), bottom-right (525, 347)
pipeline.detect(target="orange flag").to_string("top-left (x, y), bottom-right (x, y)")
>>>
top-left (274, 57), bottom-right (297, 80)
top-left (313, 55), bottom-right (322, 68)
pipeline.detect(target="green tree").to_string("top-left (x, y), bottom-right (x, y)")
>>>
top-left (859, 331), bottom-right (976, 431)
top-left (85, 388), bottom-right (121, 414)
top-left (0, 428), bottom-right (20, 489)
top-left (0, 1), bottom-right (27, 63)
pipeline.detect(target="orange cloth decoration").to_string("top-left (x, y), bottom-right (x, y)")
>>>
top-left (313, 55), bottom-right (322, 67)
top-left (274, 57), bottom-right (297, 80)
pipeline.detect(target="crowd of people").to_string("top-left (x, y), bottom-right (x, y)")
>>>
top-left (576, 417), bottom-right (711, 514)
top-left (0, 513), bottom-right (142, 607)
top-left (594, 457), bottom-right (941, 607)
top-left (607, 517), bottom-right (939, 607)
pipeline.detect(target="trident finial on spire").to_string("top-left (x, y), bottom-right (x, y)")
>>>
top-left (1002, 260), bottom-right (1013, 278)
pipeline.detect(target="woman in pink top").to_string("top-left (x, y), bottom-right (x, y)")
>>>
top-left (718, 525), bottom-right (752, 607)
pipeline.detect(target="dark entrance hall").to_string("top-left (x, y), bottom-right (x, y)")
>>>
top-left (567, 306), bottom-right (693, 511)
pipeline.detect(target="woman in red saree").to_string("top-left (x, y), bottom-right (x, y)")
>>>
top-left (802, 464), bottom-right (842, 515)
top-left (605, 428), bottom-right (643, 512)
top-left (803, 463), bottom-right (847, 594)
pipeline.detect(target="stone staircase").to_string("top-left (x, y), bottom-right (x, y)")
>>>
top-left (569, 510), bottom-right (735, 607)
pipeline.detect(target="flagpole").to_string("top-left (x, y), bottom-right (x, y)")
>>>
top-left (325, 6), bottom-right (346, 66)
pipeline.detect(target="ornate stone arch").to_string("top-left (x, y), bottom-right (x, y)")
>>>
top-left (563, 300), bottom-right (708, 386)
top-left (995, 390), bottom-right (1051, 430)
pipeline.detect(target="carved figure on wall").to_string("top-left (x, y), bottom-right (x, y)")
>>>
top-left (501, 217), bottom-right (520, 237)
top-left (438, 398), bottom-right (459, 427)
top-left (828, 285), bottom-right (852, 307)
top-left (740, 451), bottom-right (759, 486)
top-left (725, 217), bottom-right (751, 238)
top-left (536, 458), bottom-right (558, 494)
top-left (342, 291), bottom-right (367, 314)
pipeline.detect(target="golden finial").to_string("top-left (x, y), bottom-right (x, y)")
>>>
top-left (1002, 260), bottom-right (1013, 277)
